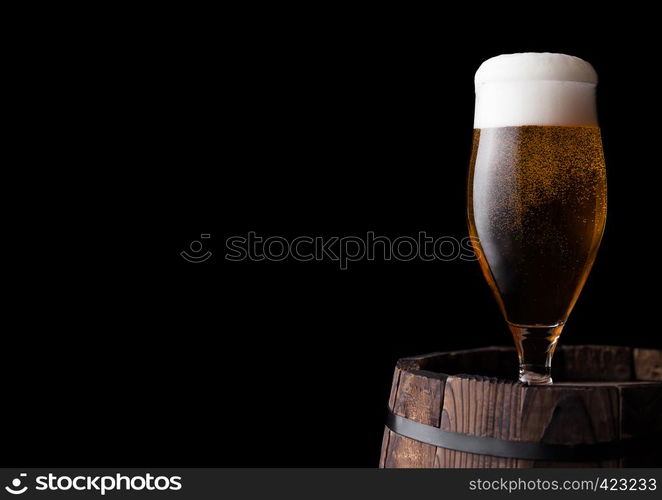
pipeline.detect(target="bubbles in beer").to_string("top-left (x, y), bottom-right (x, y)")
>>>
top-left (468, 125), bottom-right (606, 326)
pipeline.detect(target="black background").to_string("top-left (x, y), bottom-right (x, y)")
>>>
top-left (6, 11), bottom-right (661, 467)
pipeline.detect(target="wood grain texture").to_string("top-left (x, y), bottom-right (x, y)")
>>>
top-left (519, 385), bottom-right (620, 467)
top-left (437, 376), bottom-right (524, 468)
top-left (557, 345), bottom-right (632, 381)
top-left (633, 348), bottom-right (662, 381)
top-left (384, 370), bottom-right (445, 468)
top-left (379, 366), bottom-right (401, 468)
top-left (381, 345), bottom-right (662, 468)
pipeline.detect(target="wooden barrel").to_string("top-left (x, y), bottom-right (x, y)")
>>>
top-left (380, 345), bottom-right (662, 468)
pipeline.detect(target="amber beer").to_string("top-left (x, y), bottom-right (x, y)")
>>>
top-left (468, 125), bottom-right (607, 324)
top-left (467, 54), bottom-right (607, 384)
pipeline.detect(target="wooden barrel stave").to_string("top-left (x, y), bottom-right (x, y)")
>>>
top-left (380, 345), bottom-right (662, 468)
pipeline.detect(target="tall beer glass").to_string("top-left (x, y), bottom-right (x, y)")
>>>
top-left (467, 53), bottom-right (607, 384)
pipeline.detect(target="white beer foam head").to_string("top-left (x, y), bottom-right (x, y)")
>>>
top-left (473, 53), bottom-right (598, 128)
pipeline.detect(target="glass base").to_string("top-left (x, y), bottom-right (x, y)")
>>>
top-left (509, 323), bottom-right (564, 385)
top-left (519, 366), bottom-right (553, 385)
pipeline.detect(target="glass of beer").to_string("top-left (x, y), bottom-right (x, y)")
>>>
top-left (467, 53), bottom-right (607, 384)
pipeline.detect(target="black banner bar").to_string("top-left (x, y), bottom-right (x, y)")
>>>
top-left (1, 468), bottom-right (661, 499)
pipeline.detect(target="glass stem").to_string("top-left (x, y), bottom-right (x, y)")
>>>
top-left (508, 323), bottom-right (564, 385)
